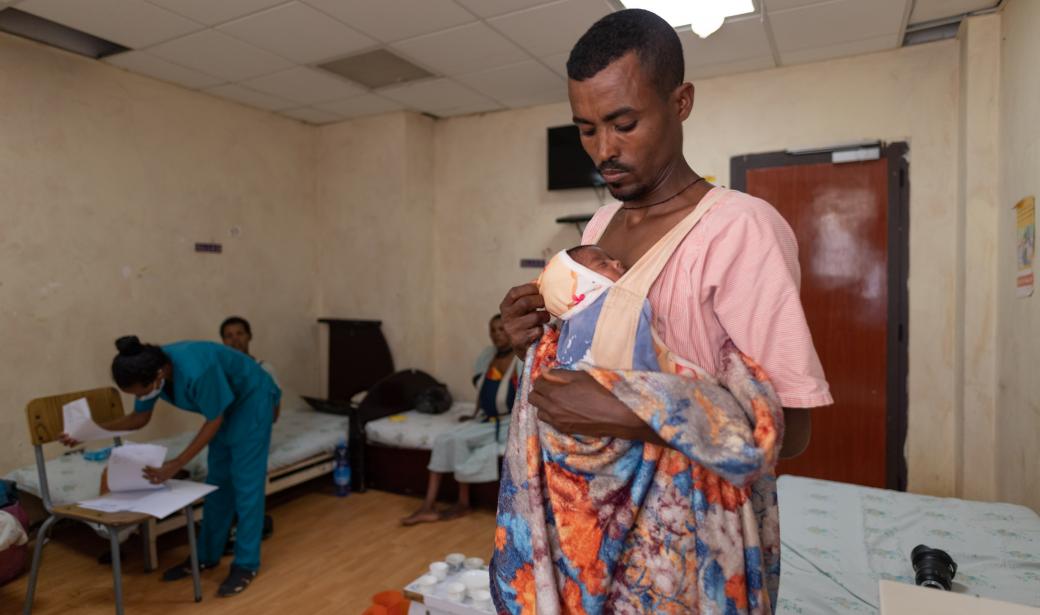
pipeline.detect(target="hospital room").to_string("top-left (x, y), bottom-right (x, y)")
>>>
top-left (0, 0), bottom-right (1038, 613)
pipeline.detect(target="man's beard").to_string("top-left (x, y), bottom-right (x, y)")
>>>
top-left (608, 181), bottom-right (649, 202)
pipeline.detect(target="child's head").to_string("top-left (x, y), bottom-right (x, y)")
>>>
top-left (567, 245), bottom-right (626, 282)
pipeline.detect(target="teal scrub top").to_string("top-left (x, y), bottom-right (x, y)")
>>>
top-left (134, 341), bottom-right (279, 421)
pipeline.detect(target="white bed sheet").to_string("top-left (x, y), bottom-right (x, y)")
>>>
top-left (364, 402), bottom-right (506, 456)
top-left (777, 475), bottom-right (1040, 614)
top-left (4, 396), bottom-right (348, 507)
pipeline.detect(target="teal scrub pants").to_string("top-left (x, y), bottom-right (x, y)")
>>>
top-left (197, 385), bottom-right (275, 570)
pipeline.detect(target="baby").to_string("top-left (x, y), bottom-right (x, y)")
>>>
top-left (538, 244), bottom-right (662, 372)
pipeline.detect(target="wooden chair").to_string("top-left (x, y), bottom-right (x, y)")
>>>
top-left (22, 387), bottom-right (202, 615)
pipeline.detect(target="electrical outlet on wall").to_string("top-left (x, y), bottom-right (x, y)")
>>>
top-left (195, 242), bottom-right (222, 253)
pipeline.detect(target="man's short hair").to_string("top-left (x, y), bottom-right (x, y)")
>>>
top-left (220, 316), bottom-right (252, 337)
top-left (566, 9), bottom-right (684, 99)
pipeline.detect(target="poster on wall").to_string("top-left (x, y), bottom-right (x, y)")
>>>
top-left (1015, 196), bottom-right (1035, 298)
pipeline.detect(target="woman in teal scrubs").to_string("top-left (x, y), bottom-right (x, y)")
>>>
top-left (97, 335), bottom-right (279, 596)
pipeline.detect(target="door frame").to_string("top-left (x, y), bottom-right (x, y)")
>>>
top-left (730, 142), bottom-right (909, 491)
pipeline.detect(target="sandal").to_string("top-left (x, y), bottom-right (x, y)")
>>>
top-left (218, 565), bottom-right (258, 597)
top-left (161, 557), bottom-right (216, 582)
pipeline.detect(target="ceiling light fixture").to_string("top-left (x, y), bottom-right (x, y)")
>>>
top-left (620, 0), bottom-right (755, 38)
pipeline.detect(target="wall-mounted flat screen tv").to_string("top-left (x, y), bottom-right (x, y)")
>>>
top-left (547, 125), bottom-right (604, 190)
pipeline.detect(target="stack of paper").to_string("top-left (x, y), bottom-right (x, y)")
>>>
top-left (107, 443), bottom-right (166, 492)
top-left (75, 439), bottom-right (217, 519)
top-left (79, 480), bottom-right (217, 519)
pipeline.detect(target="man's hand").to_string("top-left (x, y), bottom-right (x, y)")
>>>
top-left (499, 283), bottom-right (550, 358)
top-left (531, 369), bottom-right (666, 445)
top-left (143, 459), bottom-right (183, 485)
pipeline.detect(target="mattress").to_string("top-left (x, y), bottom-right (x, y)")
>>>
top-left (364, 402), bottom-right (506, 456)
top-left (4, 397), bottom-right (348, 507)
top-left (777, 475), bottom-right (1040, 614)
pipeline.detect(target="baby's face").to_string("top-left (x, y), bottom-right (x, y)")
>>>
top-left (572, 246), bottom-right (626, 281)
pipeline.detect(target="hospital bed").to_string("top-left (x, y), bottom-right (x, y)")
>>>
top-left (4, 391), bottom-right (347, 570)
top-left (362, 403), bottom-right (504, 509)
top-left (776, 475), bottom-right (1040, 613)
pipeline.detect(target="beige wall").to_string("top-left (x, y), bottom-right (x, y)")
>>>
top-left (956, 14), bottom-right (1001, 502)
top-left (0, 33), bottom-right (321, 474)
top-left (433, 41), bottom-right (964, 496)
top-left (314, 112), bottom-right (436, 380)
top-left (996, 0), bottom-right (1040, 512)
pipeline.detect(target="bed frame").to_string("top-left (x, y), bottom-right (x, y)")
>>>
top-left (363, 442), bottom-right (500, 509)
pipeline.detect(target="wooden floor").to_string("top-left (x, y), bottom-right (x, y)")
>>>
top-left (1, 480), bottom-right (497, 615)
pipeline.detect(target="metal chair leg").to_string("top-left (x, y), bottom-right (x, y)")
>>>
top-left (184, 506), bottom-right (202, 602)
top-left (109, 527), bottom-right (125, 615)
top-left (140, 519), bottom-right (158, 572)
top-left (23, 515), bottom-right (58, 615)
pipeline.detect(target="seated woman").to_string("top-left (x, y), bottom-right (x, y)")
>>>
top-left (401, 314), bottom-right (521, 525)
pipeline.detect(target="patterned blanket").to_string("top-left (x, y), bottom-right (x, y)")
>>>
top-left (491, 327), bottom-right (786, 614)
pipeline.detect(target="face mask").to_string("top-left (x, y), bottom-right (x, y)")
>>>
top-left (138, 378), bottom-right (164, 401)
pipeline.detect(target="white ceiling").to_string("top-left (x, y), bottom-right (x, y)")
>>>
top-left (4, 0), bottom-right (1000, 124)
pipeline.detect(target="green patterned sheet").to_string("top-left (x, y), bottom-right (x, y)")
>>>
top-left (777, 475), bottom-right (1040, 614)
top-left (4, 398), bottom-right (348, 507)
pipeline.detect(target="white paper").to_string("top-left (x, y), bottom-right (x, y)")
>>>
top-left (62, 398), bottom-right (133, 442)
top-left (78, 479), bottom-right (217, 519)
top-left (107, 442), bottom-right (167, 492)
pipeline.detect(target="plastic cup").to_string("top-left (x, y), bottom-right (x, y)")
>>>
top-left (444, 581), bottom-right (466, 602)
top-left (445, 552), bottom-right (465, 571)
top-left (429, 561), bottom-right (449, 580)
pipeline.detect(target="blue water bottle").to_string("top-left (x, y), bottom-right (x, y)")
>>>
top-left (333, 440), bottom-right (351, 497)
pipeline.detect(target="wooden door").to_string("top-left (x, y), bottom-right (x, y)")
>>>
top-left (731, 144), bottom-right (908, 490)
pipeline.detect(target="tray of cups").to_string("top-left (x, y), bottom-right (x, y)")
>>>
top-left (407, 553), bottom-right (493, 614)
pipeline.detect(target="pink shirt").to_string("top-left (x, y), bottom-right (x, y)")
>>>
top-left (583, 187), bottom-right (833, 408)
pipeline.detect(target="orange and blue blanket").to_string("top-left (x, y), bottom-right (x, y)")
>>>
top-left (490, 327), bottom-right (785, 614)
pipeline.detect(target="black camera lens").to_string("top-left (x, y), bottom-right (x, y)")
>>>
top-left (911, 544), bottom-right (957, 591)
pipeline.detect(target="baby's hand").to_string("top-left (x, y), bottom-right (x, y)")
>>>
top-left (458, 416), bottom-right (472, 423)
top-left (58, 433), bottom-right (79, 447)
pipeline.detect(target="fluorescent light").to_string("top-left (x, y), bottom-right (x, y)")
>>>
top-left (621, 0), bottom-right (755, 38)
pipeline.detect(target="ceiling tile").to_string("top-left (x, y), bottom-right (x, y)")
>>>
top-left (457, 60), bottom-right (564, 107)
top-left (454, 0), bottom-right (558, 18)
top-left (542, 52), bottom-right (570, 78)
top-left (104, 50), bottom-right (224, 88)
top-left (768, 0), bottom-right (908, 53)
top-left (148, 30), bottom-right (293, 80)
top-left (380, 77), bottom-right (494, 113)
top-left (147, 0), bottom-right (288, 26)
top-left (488, 0), bottom-right (612, 58)
top-left (763, 0), bottom-right (830, 10)
top-left (204, 83), bottom-right (296, 110)
top-left (17, 0), bottom-right (203, 48)
top-left (686, 55), bottom-right (775, 80)
top-left (909, 0), bottom-right (997, 24)
top-left (779, 32), bottom-right (899, 65)
top-left (437, 100), bottom-right (505, 117)
top-left (304, 0), bottom-right (474, 42)
top-left (241, 66), bottom-right (366, 104)
top-left (391, 22), bottom-right (529, 77)
top-left (500, 88), bottom-right (567, 109)
top-left (280, 106), bottom-right (344, 124)
top-left (219, 2), bottom-right (375, 64)
top-left (678, 15), bottom-right (772, 68)
top-left (313, 93), bottom-right (404, 118)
